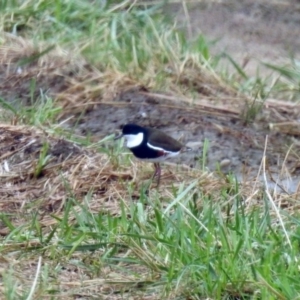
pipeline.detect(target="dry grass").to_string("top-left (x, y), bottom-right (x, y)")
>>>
top-left (0, 252), bottom-right (159, 299)
top-left (1, 122), bottom-right (299, 298)
top-left (1, 33), bottom-right (299, 135)
top-left (1, 8), bottom-right (300, 297)
top-left (0, 123), bottom-right (200, 230)
top-left (0, 123), bottom-right (227, 299)
top-left (0, 122), bottom-right (299, 232)
top-left (0, 32), bottom-right (300, 232)
top-left (1, 33), bottom-right (238, 110)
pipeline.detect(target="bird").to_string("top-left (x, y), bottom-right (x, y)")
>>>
top-left (114, 123), bottom-right (191, 186)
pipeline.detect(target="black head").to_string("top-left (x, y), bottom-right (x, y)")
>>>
top-left (122, 123), bottom-right (144, 135)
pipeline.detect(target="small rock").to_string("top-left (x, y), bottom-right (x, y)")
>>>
top-left (220, 159), bottom-right (231, 168)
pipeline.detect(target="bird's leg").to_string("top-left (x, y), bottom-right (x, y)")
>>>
top-left (153, 163), bottom-right (161, 187)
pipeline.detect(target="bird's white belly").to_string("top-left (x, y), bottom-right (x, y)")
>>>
top-left (141, 150), bottom-right (180, 162)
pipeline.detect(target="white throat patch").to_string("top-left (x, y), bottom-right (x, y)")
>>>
top-left (124, 132), bottom-right (144, 148)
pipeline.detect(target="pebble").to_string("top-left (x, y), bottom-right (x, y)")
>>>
top-left (219, 159), bottom-right (231, 168)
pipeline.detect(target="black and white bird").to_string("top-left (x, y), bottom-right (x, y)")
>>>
top-left (114, 123), bottom-right (191, 186)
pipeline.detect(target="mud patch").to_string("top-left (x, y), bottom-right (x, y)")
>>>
top-left (68, 87), bottom-right (300, 193)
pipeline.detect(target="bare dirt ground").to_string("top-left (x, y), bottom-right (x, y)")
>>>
top-left (1, 0), bottom-right (300, 195)
top-left (170, 0), bottom-right (300, 76)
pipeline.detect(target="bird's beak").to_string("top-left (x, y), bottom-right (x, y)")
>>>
top-left (114, 132), bottom-right (123, 140)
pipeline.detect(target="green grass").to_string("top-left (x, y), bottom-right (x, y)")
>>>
top-left (222, 52), bottom-right (300, 104)
top-left (1, 0), bottom-right (300, 299)
top-left (1, 0), bottom-right (215, 88)
top-left (1, 181), bottom-right (300, 299)
top-left (264, 59), bottom-right (300, 101)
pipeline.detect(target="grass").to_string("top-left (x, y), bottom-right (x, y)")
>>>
top-left (1, 0), bottom-right (229, 101)
top-left (264, 59), bottom-right (300, 101)
top-left (1, 169), bottom-right (300, 299)
top-left (1, 0), bottom-right (300, 299)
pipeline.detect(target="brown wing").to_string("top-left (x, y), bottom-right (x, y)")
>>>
top-left (146, 128), bottom-right (183, 152)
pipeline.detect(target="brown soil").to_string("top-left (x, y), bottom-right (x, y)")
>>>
top-left (169, 0), bottom-right (300, 76)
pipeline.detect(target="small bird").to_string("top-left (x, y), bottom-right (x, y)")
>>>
top-left (114, 123), bottom-right (191, 186)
